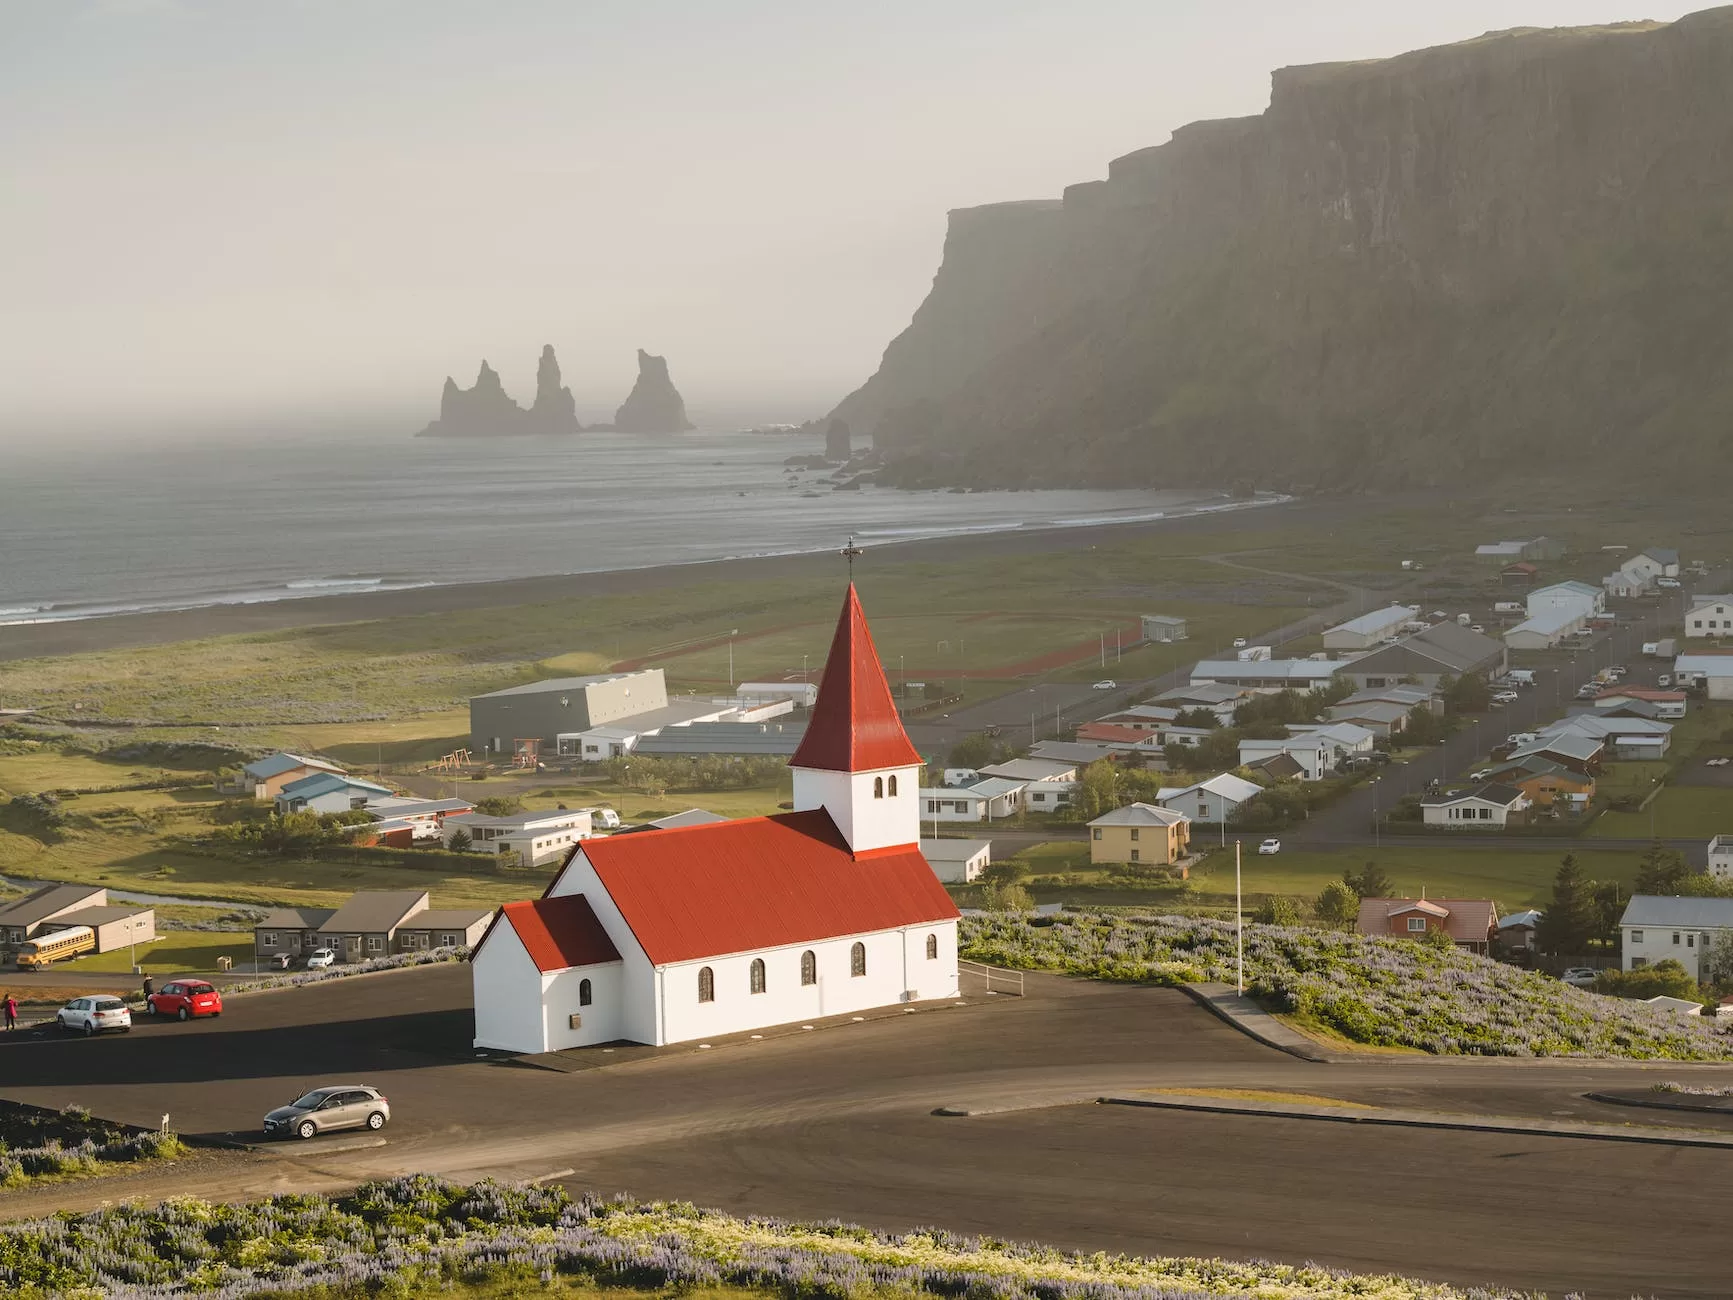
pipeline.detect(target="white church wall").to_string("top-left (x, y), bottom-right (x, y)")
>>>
top-left (546, 848), bottom-right (660, 1044)
top-left (899, 920), bottom-right (960, 1000)
top-left (472, 924), bottom-right (550, 1053)
top-left (792, 764), bottom-right (921, 852)
top-left (656, 925), bottom-right (953, 1045)
top-left (542, 961), bottom-right (625, 1049)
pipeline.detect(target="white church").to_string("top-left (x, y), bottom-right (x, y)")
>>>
top-left (470, 584), bottom-right (962, 1053)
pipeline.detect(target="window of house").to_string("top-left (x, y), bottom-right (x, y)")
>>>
top-left (850, 941), bottom-right (866, 977)
top-left (1129, 828), bottom-right (1140, 841)
top-left (800, 950), bottom-right (817, 985)
top-left (261, 932), bottom-right (277, 948)
top-left (1091, 828), bottom-right (1102, 840)
top-left (1031, 793), bottom-right (1045, 803)
top-left (873, 777), bottom-right (884, 799)
top-left (1688, 933), bottom-right (1696, 948)
top-left (750, 957), bottom-right (767, 994)
top-left (1633, 957), bottom-right (1649, 969)
top-left (888, 775), bottom-right (898, 797)
top-left (579, 978), bottom-right (592, 1006)
top-left (1631, 930), bottom-right (1644, 944)
top-left (1673, 932), bottom-right (1682, 945)
top-left (925, 934), bottom-right (938, 960)
top-left (1479, 808), bottom-right (1492, 820)
top-left (1130, 849), bottom-right (1140, 863)
top-left (927, 801), bottom-right (939, 813)
top-left (1407, 917), bottom-right (1427, 932)
top-left (367, 936), bottom-right (383, 952)
top-left (440, 934), bottom-right (456, 947)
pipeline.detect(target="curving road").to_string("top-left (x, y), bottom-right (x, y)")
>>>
top-left (0, 962), bottom-right (1728, 1298)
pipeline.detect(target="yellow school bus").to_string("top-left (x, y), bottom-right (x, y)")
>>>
top-left (16, 925), bottom-right (95, 969)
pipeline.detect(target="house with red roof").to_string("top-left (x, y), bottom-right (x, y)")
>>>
top-left (471, 585), bottom-right (961, 1054)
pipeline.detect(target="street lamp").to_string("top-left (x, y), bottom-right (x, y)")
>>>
top-left (1371, 776), bottom-right (1382, 849)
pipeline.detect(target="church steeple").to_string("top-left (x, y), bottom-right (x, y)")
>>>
top-left (788, 583), bottom-right (922, 773)
top-left (789, 584), bottom-right (922, 853)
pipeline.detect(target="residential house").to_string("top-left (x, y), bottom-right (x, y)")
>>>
top-left (1187, 660), bottom-right (1343, 691)
top-left (1334, 623), bottom-right (1506, 692)
top-left (1541, 713), bottom-right (1672, 760)
top-left (1022, 778), bottom-right (1075, 812)
top-left (1321, 605), bottom-right (1419, 651)
top-left (1684, 597), bottom-right (1733, 640)
top-left (1237, 734), bottom-right (1332, 781)
top-left (1356, 897), bottom-right (1499, 952)
top-left (1504, 607), bottom-right (1588, 651)
top-left (1498, 910), bottom-right (1541, 952)
top-left (1087, 804), bottom-right (1191, 866)
top-left (919, 778), bottom-right (1024, 823)
top-left (1505, 732), bottom-right (1604, 775)
top-left (43, 905), bottom-right (156, 954)
top-left (1028, 740), bottom-right (1121, 765)
top-left (1325, 698), bottom-right (1411, 738)
top-left (448, 808), bottom-right (593, 867)
top-left (394, 908), bottom-right (492, 952)
top-left (1527, 581), bottom-right (1605, 621)
top-left (1623, 547), bottom-right (1681, 584)
top-left (1502, 761), bottom-right (1595, 811)
top-left (230, 751), bottom-right (346, 800)
top-left (0, 885), bottom-right (109, 949)
top-left (275, 772), bottom-right (395, 815)
top-left (1155, 682), bottom-right (1254, 711)
top-left (1707, 835), bottom-right (1733, 881)
top-left (1500, 562), bottom-right (1539, 588)
top-left (920, 838), bottom-right (991, 883)
top-left (1475, 541), bottom-right (1528, 563)
top-left (1243, 751), bottom-right (1306, 783)
top-left (1095, 705), bottom-right (1182, 734)
top-left (1674, 652), bottom-right (1733, 700)
top-left (316, 890), bottom-right (438, 963)
top-left (1300, 721), bottom-right (1377, 763)
top-left (1593, 688), bottom-right (1687, 720)
top-left (1139, 614), bottom-right (1188, 643)
top-left (1619, 895), bottom-right (1733, 980)
top-left (1155, 773), bottom-right (1264, 825)
top-left (1077, 721), bottom-right (1151, 745)
top-left (1338, 684), bottom-right (1439, 712)
top-left (1420, 783), bottom-right (1531, 829)
top-left (253, 907), bottom-right (337, 959)
top-left (363, 796), bottom-right (475, 842)
top-left (979, 758), bottom-right (1079, 784)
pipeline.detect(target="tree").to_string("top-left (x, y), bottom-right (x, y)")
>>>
top-left (1315, 880), bottom-right (1360, 928)
top-left (1537, 855), bottom-right (1597, 956)
top-left (980, 882), bottom-right (1034, 913)
top-left (1172, 708), bottom-right (1219, 730)
top-left (1635, 842), bottom-right (1691, 895)
top-left (473, 795), bottom-right (524, 816)
top-left (1590, 880), bottom-right (1627, 945)
top-left (1070, 760), bottom-right (1120, 821)
top-left (948, 732), bottom-right (1001, 770)
top-left (446, 826), bottom-right (473, 852)
top-left (1445, 672), bottom-right (1490, 715)
top-left (1594, 959), bottom-right (1699, 1001)
top-left (1254, 895), bottom-right (1301, 927)
top-left (1702, 931), bottom-right (1733, 989)
top-left (1418, 923), bottom-right (1458, 951)
top-left (1343, 861), bottom-right (1393, 899)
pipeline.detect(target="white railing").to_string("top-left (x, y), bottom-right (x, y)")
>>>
top-left (958, 959), bottom-right (1025, 996)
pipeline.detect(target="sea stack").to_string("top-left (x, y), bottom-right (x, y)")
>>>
top-left (525, 343), bottom-right (581, 436)
top-left (613, 349), bottom-right (694, 433)
top-left (415, 346), bottom-right (582, 437)
top-left (824, 417), bottom-right (852, 460)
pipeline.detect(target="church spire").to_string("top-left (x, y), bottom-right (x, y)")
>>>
top-left (788, 584), bottom-right (921, 774)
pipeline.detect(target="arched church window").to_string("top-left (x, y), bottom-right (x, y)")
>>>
top-left (579, 978), bottom-right (593, 1006)
top-left (925, 934), bottom-right (938, 960)
top-left (800, 950), bottom-right (817, 985)
top-left (698, 966), bottom-right (714, 1003)
top-left (850, 941), bottom-right (867, 977)
top-left (750, 957), bottom-right (767, 994)
top-left (873, 777), bottom-right (884, 798)
top-left (888, 774), bottom-right (898, 797)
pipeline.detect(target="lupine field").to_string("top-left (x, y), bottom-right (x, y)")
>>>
top-left (0, 1175), bottom-right (1560, 1299)
top-left (961, 912), bottom-right (1733, 1059)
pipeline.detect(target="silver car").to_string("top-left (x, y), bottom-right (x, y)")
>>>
top-left (57, 995), bottom-right (131, 1036)
top-left (262, 1084), bottom-right (390, 1140)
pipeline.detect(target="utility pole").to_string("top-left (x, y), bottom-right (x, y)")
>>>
top-left (1235, 839), bottom-right (1244, 996)
top-left (728, 629), bottom-right (738, 686)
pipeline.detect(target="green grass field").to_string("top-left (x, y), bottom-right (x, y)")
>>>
top-left (55, 930), bottom-right (253, 976)
top-left (1589, 785), bottom-right (1733, 840)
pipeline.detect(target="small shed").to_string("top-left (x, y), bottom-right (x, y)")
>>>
top-left (1140, 614), bottom-right (1188, 643)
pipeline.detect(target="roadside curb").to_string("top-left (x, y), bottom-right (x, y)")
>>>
top-left (1177, 983), bottom-right (1334, 1062)
top-left (1099, 1094), bottom-right (1733, 1149)
top-left (1586, 1090), bottom-right (1733, 1116)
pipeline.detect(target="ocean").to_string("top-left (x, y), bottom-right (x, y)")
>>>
top-left (0, 429), bottom-right (1251, 625)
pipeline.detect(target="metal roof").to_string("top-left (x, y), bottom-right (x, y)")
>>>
top-left (1088, 802), bottom-right (1189, 827)
top-left (1325, 605), bottom-right (1417, 637)
top-left (1421, 782), bottom-right (1526, 808)
top-left (0, 884), bottom-right (106, 927)
top-left (50, 905), bottom-right (151, 926)
top-left (571, 809), bottom-right (958, 965)
top-left (920, 838), bottom-right (991, 862)
top-left (1190, 660), bottom-right (1342, 682)
top-left (633, 720), bottom-right (807, 756)
top-left (403, 908), bottom-right (492, 931)
top-left (481, 895), bottom-right (621, 973)
top-left (472, 672), bottom-right (651, 699)
top-left (1620, 895), bottom-right (1733, 929)
top-left (1675, 653), bottom-right (1733, 676)
top-left (278, 771), bottom-right (393, 799)
top-left (1507, 608), bottom-right (1583, 637)
top-left (787, 585), bottom-right (922, 774)
top-left (1510, 733), bottom-right (1603, 762)
top-left (317, 890), bottom-right (429, 934)
top-left (1358, 897), bottom-right (1497, 944)
top-left (255, 906), bottom-right (337, 930)
top-left (243, 751), bottom-right (341, 780)
top-left (979, 758), bottom-right (1078, 782)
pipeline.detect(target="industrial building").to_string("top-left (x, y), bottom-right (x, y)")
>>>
top-left (1321, 605), bottom-right (1418, 651)
top-left (1139, 614), bottom-right (1188, 643)
top-left (631, 720), bottom-right (807, 757)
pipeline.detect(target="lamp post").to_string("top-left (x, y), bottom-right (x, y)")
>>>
top-left (1371, 776), bottom-right (1382, 849)
top-left (728, 629), bottom-right (738, 686)
top-left (1235, 839), bottom-right (1244, 995)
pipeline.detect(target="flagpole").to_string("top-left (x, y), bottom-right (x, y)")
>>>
top-left (1235, 839), bottom-right (1244, 996)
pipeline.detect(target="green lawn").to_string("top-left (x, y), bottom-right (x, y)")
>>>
top-left (1589, 785), bottom-right (1733, 840)
top-left (55, 930), bottom-right (253, 976)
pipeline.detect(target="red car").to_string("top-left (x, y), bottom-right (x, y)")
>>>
top-left (147, 980), bottom-right (222, 1021)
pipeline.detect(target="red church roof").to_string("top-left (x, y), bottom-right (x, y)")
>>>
top-left (570, 809), bottom-right (957, 965)
top-left (483, 895), bottom-right (622, 973)
top-left (788, 584), bottom-right (922, 773)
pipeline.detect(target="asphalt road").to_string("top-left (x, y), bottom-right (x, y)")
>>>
top-left (3, 962), bottom-right (1731, 1298)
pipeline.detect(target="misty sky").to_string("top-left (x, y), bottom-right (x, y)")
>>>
top-left (2, 0), bottom-right (1692, 438)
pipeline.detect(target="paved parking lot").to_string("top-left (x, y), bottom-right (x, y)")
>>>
top-left (3, 963), bottom-right (1731, 1298)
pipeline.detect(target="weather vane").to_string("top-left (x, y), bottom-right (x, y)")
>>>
top-left (840, 534), bottom-right (863, 579)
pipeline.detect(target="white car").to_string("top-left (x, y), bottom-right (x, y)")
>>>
top-left (1560, 967), bottom-right (1599, 988)
top-left (1232, 638), bottom-right (1248, 649)
top-left (56, 995), bottom-right (131, 1036)
top-left (306, 949), bottom-right (337, 969)
top-left (1491, 690), bottom-right (1519, 703)
top-left (1470, 624), bottom-right (1486, 634)
top-left (1469, 769), bottom-right (1493, 781)
top-left (1257, 838), bottom-right (1281, 855)
top-left (1707, 757), bottom-right (1731, 768)
top-left (1092, 680), bottom-right (1117, 691)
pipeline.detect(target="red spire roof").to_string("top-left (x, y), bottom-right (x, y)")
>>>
top-left (789, 584), bottom-right (922, 773)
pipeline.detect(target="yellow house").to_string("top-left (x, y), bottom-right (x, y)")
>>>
top-left (1088, 803), bottom-right (1191, 866)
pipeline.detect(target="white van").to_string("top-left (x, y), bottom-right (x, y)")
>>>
top-left (1506, 670), bottom-right (1536, 687)
top-left (1494, 602), bottom-right (1524, 614)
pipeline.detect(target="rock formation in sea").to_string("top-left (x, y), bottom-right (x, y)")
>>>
top-left (824, 418), bottom-right (852, 461)
top-left (613, 349), bottom-right (695, 433)
top-left (525, 344), bottom-right (581, 436)
top-left (830, 8), bottom-right (1733, 491)
top-left (416, 346), bottom-right (582, 437)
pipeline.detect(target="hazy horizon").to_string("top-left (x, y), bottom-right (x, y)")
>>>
top-left (2, 0), bottom-right (1692, 442)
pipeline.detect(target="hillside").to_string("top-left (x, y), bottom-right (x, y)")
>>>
top-left (833, 9), bottom-right (1733, 490)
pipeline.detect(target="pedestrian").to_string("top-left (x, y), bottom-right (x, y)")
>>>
top-left (3, 993), bottom-right (16, 1032)
top-left (142, 974), bottom-right (154, 1002)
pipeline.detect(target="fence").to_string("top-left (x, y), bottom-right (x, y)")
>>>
top-left (958, 959), bottom-right (1024, 996)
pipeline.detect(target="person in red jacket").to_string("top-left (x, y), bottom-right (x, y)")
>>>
top-left (3, 993), bottom-right (16, 1031)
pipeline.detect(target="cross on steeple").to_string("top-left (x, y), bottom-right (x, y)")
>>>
top-left (840, 534), bottom-right (864, 578)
